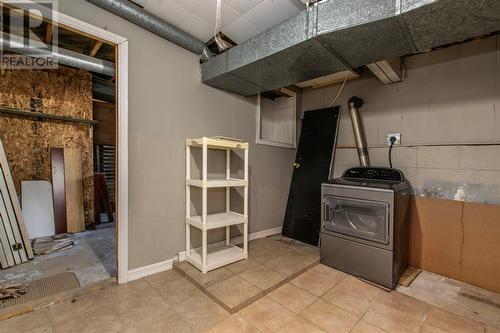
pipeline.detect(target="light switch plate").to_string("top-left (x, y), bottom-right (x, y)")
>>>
top-left (386, 133), bottom-right (401, 145)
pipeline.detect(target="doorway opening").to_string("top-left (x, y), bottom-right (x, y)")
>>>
top-left (0, 0), bottom-right (128, 308)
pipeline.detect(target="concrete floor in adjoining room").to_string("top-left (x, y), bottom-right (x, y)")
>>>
top-left (1, 235), bottom-right (499, 333)
top-left (0, 223), bottom-right (116, 287)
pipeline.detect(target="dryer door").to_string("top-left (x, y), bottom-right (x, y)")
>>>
top-left (323, 196), bottom-right (389, 245)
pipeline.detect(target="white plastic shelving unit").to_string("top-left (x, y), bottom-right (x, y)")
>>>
top-left (185, 137), bottom-right (249, 273)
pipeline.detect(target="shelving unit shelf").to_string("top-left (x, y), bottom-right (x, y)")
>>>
top-left (186, 178), bottom-right (247, 188)
top-left (186, 244), bottom-right (245, 272)
top-left (185, 137), bottom-right (249, 273)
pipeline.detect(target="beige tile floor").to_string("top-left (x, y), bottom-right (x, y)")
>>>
top-left (175, 236), bottom-right (320, 312)
top-left (1, 238), bottom-right (499, 333)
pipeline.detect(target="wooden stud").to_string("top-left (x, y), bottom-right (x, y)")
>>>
top-left (89, 40), bottom-right (104, 57)
top-left (45, 22), bottom-right (53, 45)
top-left (366, 58), bottom-right (402, 85)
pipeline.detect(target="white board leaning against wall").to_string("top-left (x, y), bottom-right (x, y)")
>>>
top-left (21, 181), bottom-right (56, 239)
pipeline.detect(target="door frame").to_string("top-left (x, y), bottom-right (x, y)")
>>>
top-left (5, 0), bottom-right (130, 284)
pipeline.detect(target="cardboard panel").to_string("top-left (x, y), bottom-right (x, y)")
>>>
top-left (408, 196), bottom-right (463, 279)
top-left (460, 202), bottom-right (500, 293)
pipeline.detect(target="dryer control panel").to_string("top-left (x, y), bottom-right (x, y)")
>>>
top-left (342, 167), bottom-right (404, 182)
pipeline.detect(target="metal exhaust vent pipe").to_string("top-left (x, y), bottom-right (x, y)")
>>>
top-left (348, 96), bottom-right (370, 167)
top-left (86, 0), bottom-right (213, 61)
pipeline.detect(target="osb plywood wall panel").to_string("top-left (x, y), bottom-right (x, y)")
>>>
top-left (0, 66), bottom-right (94, 226)
top-left (409, 196), bottom-right (500, 293)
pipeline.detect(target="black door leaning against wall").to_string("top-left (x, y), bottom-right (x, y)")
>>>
top-left (282, 107), bottom-right (340, 246)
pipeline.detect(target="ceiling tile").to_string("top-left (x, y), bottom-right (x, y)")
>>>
top-left (170, 0), bottom-right (205, 12)
top-left (192, 0), bottom-right (241, 29)
top-left (145, 0), bottom-right (190, 26)
top-left (180, 13), bottom-right (215, 42)
top-left (223, 0), bottom-right (265, 15)
top-left (221, 17), bottom-right (258, 43)
top-left (243, 0), bottom-right (288, 33)
top-left (272, 0), bottom-right (304, 18)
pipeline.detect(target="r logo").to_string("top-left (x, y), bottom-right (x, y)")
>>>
top-left (0, 0), bottom-right (58, 69)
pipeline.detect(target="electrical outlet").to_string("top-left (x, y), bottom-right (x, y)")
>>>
top-left (386, 133), bottom-right (401, 145)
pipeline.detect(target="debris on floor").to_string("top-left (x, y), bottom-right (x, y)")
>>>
top-left (0, 226), bottom-right (115, 288)
top-left (398, 270), bottom-right (500, 328)
top-left (0, 284), bottom-right (28, 300)
top-left (32, 234), bottom-right (75, 255)
top-left (1, 272), bottom-right (80, 309)
top-left (398, 266), bottom-right (422, 287)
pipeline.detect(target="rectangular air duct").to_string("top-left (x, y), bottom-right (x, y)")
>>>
top-left (201, 0), bottom-right (500, 96)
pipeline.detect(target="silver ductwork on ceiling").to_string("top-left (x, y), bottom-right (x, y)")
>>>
top-left (201, 0), bottom-right (500, 96)
top-left (0, 33), bottom-right (116, 76)
top-left (86, 0), bottom-right (213, 61)
top-left (348, 96), bottom-right (370, 167)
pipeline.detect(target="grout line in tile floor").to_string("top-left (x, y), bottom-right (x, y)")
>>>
top-left (173, 235), bottom-right (323, 314)
top-left (346, 308), bottom-right (370, 333)
top-left (174, 259), bottom-right (321, 314)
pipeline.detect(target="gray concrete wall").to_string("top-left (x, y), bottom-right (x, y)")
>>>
top-left (58, 0), bottom-right (295, 270)
top-left (302, 35), bottom-right (500, 205)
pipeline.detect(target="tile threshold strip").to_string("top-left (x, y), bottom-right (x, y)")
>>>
top-left (174, 260), bottom-right (320, 314)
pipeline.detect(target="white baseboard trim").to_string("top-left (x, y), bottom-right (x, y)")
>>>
top-left (128, 226), bottom-right (282, 281)
top-left (249, 226), bottom-right (283, 241)
top-left (127, 258), bottom-right (173, 282)
top-left (178, 226), bottom-right (283, 262)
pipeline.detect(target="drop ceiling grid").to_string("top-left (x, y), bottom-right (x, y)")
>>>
top-left (132, 0), bottom-right (305, 43)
